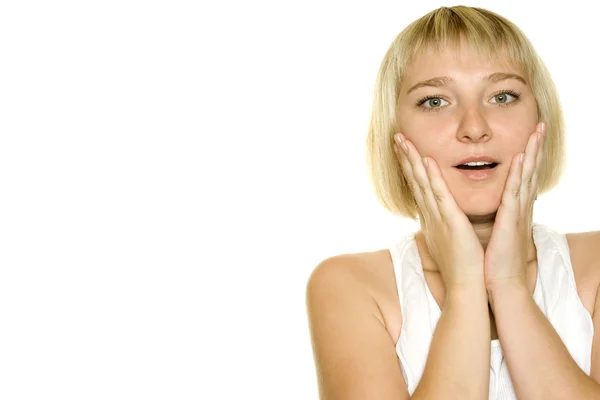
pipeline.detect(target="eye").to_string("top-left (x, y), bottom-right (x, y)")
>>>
top-left (490, 90), bottom-right (521, 106)
top-left (416, 89), bottom-right (522, 112)
top-left (416, 95), bottom-right (449, 111)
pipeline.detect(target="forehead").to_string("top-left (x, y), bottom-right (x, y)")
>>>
top-left (404, 44), bottom-right (524, 84)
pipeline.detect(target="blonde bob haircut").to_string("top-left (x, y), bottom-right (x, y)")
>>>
top-left (366, 5), bottom-right (565, 221)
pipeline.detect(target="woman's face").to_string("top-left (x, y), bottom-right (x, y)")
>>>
top-left (396, 44), bottom-right (539, 218)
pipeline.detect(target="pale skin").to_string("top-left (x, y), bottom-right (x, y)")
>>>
top-left (307, 42), bottom-right (600, 399)
top-left (394, 43), bottom-right (542, 338)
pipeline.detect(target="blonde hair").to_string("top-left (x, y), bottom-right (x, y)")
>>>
top-left (365, 6), bottom-right (565, 221)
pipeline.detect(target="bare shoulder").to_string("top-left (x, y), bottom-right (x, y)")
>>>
top-left (306, 251), bottom-right (408, 400)
top-left (306, 253), bottom-right (370, 309)
top-left (307, 249), bottom-right (402, 332)
top-left (566, 230), bottom-right (600, 315)
top-left (566, 229), bottom-right (600, 273)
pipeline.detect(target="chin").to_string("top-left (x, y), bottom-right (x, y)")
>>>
top-left (457, 194), bottom-right (502, 218)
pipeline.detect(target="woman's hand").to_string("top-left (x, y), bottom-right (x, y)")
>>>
top-left (393, 133), bottom-right (485, 291)
top-left (484, 122), bottom-right (545, 296)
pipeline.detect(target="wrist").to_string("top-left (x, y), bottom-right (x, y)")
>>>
top-left (446, 280), bottom-right (488, 302)
top-left (487, 278), bottom-right (529, 312)
top-left (446, 274), bottom-right (486, 293)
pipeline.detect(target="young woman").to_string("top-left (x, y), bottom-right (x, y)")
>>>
top-left (306, 6), bottom-right (600, 400)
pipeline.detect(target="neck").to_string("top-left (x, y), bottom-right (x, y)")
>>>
top-left (415, 212), bottom-right (537, 272)
top-left (467, 213), bottom-right (496, 252)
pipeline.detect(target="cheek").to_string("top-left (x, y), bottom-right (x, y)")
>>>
top-left (411, 137), bottom-right (445, 160)
top-left (494, 106), bottom-right (538, 149)
top-left (410, 135), bottom-right (457, 166)
top-left (401, 116), bottom-right (456, 160)
top-left (496, 132), bottom-right (532, 157)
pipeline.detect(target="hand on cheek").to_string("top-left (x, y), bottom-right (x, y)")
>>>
top-left (393, 133), bottom-right (485, 289)
top-left (484, 122), bottom-right (546, 300)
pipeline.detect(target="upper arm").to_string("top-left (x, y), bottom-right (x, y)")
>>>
top-left (581, 232), bottom-right (600, 382)
top-left (306, 255), bottom-right (409, 400)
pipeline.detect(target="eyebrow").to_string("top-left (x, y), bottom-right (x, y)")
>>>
top-left (406, 72), bottom-right (527, 95)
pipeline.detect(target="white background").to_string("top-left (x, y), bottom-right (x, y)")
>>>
top-left (0, 1), bottom-right (598, 399)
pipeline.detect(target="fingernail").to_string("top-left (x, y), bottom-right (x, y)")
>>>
top-left (422, 157), bottom-right (429, 168)
top-left (520, 153), bottom-right (525, 164)
top-left (394, 134), bottom-right (402, 145)
top-left (401, 141), bottom-right (408, 154)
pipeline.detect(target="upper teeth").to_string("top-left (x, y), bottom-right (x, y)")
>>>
top-left (463, 161), bottom-right (492, 166)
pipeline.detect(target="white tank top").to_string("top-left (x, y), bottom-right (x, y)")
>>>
top-left (388, 223), bottom-right (594, 400)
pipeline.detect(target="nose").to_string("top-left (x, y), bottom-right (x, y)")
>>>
top-left (456, 105), bottom-right (492, 143)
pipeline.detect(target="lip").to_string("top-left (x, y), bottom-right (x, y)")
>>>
top-left (454, 163), bottom-right (500, 181)
top-left (453, 155), bottom-right (500, 167)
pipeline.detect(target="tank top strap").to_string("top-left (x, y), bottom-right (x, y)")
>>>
top-left (388, 235), bottom-right (413, 323)
top-left (532, 222), bottom-right (578, 314)
top-left (531, 222), bottom-right (594, 373)
top-left (533, 223), bottom-right (576, 282)
top-left (388, 234), bottom-right (440, 394)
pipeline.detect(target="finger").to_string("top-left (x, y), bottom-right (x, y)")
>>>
top-left (520, 123), bottom-right (543, 210)
top-left (501, 152), bottom-right (525, 216)
top-left (422, 156), bottom-right (464, 223)
top-left (393, 136), bottom-right (428, 217)
top-left (531, 122), bottom-right (546, 201)
top-left (521, 123), bottom-right (542, 185)
top-left (394, 134), bottom-right (441, 222)
top-left (401, 139), bottom-right (443, 222)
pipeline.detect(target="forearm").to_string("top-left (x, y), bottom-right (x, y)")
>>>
top-left (490, 282), bottom-right (600, 400)
top-left (412, 284), bottom-right (490, 400)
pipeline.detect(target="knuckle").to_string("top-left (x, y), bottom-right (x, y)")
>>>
top-left (440, 211), bottom-right (449, 225)
top-left (527, 179), bottom-right (533, 190)
top-left (408, 181), bottom-right (417, 193)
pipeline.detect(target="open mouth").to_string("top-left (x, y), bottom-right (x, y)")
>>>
top-left (455, 163), bottom-right (499, 170)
